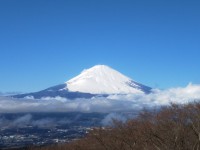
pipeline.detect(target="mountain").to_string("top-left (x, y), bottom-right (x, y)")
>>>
top-left (13, 65), bottom-right (152, 99)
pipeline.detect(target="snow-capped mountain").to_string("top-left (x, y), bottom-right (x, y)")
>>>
top-left (66, 65), bottom-right (149, 94)
top-left (13, 65), bottom-right (152, 99)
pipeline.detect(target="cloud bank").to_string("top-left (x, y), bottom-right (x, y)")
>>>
top-left (0, 83), bottom-right (200, 113)
top-left (0, 114), bottom-right (79, 128)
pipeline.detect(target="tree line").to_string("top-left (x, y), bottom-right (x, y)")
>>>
top-left (31, 101), bottom-right (200, 150)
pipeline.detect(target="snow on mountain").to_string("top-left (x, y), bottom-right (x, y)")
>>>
top-left (13, 65), bottom-right (151, 99)
top-left (66, 65), bottom-right (147, 94)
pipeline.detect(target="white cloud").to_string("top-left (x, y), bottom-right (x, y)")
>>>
top-left (101, 113), bottom-right (127, 126)
top-left (41, 96), bottom-right (67, 102)
top-left (0, 83), bottom-right (200, 113)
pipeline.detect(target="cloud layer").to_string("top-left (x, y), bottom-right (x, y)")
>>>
top-left (0, 113), bottom-right (82, 128)
top-left (0, 83), bottom-right (200, 113)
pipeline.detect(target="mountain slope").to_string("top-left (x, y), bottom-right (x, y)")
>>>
top-left (13, 65), bottom-right (151, 99)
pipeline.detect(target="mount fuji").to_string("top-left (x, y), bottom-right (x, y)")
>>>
top-left (13, 65), bottom-right (152, 99)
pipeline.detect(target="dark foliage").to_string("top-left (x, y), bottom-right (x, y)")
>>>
top-left (31, 102), bottom-right (200, 150)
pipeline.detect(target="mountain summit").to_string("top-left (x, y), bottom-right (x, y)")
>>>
top-left (66, 65), bottom-right (148, 94)
top-left (13, 65), bottom-right (151, 99)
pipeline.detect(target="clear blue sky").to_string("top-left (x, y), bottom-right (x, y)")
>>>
top-left (0, 0), bottom-right (200, 92)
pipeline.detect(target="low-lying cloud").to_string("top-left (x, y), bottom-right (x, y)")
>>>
top-left (0, 114), bottom-right (75, 128)
top-left (0, 83), bottom-right (200, 113)
top-left (101, 113), bottom-right (128, 126)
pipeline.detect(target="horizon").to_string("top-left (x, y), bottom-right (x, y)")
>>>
top-left (0, 0), bottom-right (200, 93)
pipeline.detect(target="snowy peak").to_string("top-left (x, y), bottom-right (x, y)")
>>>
top-left (65, 65), bottom-right (150, 94)
top-left (13, 65), bottom-right (152, 99)
top-left (66, 65), bottom-right (132, 85)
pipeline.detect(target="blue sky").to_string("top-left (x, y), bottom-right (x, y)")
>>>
top-left (0, 0), bottom-right (200, 92)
